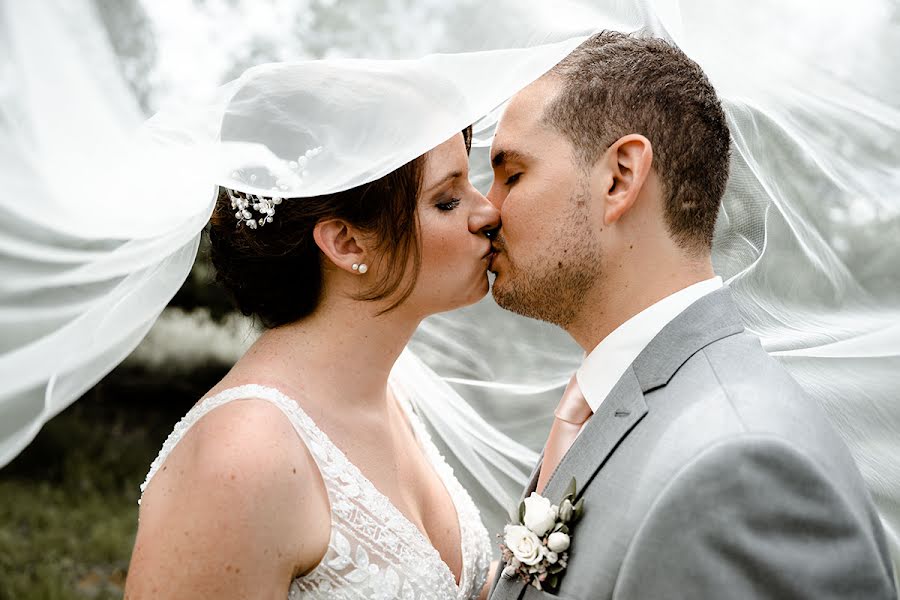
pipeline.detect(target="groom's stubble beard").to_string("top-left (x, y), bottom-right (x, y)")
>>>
top-left (491, 189), bottom-right (601, 328)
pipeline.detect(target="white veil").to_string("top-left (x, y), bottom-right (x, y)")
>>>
top-left (1, 0), bottom-right (898, 581)
top-left (0, 0), bottom-right (589, 467)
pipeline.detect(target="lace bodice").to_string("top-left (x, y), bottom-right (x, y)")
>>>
top-left (140, 384), bottom-right (491, 600)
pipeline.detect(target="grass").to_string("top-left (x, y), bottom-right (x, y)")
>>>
top-left (0, 365), bottom-right (227, 600)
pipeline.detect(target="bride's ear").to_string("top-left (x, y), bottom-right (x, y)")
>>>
top-left (313, 219), bottom-right (367, 273)
top-left (595, 134), bottom-right (653, 226)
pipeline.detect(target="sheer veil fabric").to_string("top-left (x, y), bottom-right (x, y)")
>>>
top-left (1, 0), bottom-right (898, 585)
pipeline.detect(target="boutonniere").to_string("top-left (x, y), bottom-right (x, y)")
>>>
top-left (499, 478), bottom-right (584, 593)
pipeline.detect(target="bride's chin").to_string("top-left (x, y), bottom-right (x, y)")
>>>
top-left (472, 273), bottom-right (492, 303)
top-left (449, 274), bottom-right (491, 311)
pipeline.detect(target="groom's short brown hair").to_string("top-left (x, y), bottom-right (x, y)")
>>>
top-left (545, 31), bottom-right (730, 254)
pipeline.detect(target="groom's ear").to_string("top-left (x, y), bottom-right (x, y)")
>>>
top-left (596, 134), bottom-right (653, 226)
top-left (313, 219), bottom-right (368, 273)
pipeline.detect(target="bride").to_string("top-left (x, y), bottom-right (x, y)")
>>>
top-left (126, 131), bottom-right (499, 598)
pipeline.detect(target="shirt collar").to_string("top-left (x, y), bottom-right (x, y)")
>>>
top-left (576, 276), bottom-right (724, 412)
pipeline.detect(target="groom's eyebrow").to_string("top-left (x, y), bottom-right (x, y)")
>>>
top-left (491, 149), bottom-right (532, 169)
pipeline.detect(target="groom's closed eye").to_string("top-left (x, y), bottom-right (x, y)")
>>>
top-left (492, 149), bottom-right (533, 190)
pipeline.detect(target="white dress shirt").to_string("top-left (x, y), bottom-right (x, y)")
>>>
top-left (577, 276), bottom-right (724, 412)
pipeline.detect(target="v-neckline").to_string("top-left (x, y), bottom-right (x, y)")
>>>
top-left (387, 384), bottom-right (465, 587)
top-left (217, 384), bottom-right (468, 596)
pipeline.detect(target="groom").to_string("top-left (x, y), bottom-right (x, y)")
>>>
top-left (486, 32), bottom-right (896, 599)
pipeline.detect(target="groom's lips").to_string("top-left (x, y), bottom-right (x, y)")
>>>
top-left (482, 248), bottom-right (496, 269)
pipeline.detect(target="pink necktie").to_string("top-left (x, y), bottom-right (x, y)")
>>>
top-left (536, 374), bottom-right (592, 494)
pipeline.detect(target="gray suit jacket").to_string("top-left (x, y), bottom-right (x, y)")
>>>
top-left (489, 288), bottom-right (896, 600)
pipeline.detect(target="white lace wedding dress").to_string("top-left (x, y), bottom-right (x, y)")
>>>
top-left (139, 384), bottom-right (492, 599)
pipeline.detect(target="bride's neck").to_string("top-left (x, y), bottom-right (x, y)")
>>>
top-left (243, 296), bottom-right (420, 410)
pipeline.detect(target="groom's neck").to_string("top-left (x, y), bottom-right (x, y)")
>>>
top-left (566, 255), bottom-right (715, 353)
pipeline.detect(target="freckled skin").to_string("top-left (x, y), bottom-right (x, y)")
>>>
top-left (129, 400), bottom-right (333, 598)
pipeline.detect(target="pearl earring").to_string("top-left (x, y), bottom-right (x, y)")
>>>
top-left (352, 263), bottom-right (368, 274)
top-left (352, 263), bottom-right (359, 271)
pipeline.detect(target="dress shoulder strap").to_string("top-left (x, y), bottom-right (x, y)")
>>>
top-left (138, 384), bottom-right (327, 503)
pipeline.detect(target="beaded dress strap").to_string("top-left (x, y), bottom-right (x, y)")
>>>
top-left (139, 384), bottom-right (321, 502)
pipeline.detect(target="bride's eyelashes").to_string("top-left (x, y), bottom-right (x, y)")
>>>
top-left (435, 198), bottom-right (462, 212)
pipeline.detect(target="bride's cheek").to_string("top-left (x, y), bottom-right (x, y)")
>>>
top-left (419, 226), bottom-right (450, 277)
top-left (421, 214), bottom-right (472, 285)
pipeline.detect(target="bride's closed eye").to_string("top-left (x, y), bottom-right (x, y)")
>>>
top-left (435, 198), bottom-right (462, 211)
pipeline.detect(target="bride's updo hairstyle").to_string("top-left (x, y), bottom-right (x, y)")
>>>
top-left (209, 128), bottom-right (473, 329)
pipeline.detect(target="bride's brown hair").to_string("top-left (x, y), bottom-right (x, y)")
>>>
top-left (208, 127), bottom-right (472, 328)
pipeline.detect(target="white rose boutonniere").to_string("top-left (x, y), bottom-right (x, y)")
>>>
top-left (498, 478), bottom-right (585, 593)
top-left (504, 525), bottom-right (544, 566)
top-left (523, 493), bottom-right (558, 536)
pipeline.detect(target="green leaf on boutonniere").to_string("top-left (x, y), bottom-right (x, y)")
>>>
top-left (551, 522), bottom-right (569, 535)
top-left (559, 498), bottom-right (575, 522)
top-left (548, 562), bottom-right (566, 575)
top-left (573, 497), bottom-right (585, 523)
top-left (518, 500), bottom-right (526, 524)
top-left (547, 574), bottom-right (560, 592)
top-left (563, 477), bottom-right (577, 502)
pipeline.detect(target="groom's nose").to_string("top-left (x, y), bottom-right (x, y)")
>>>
top-left (486, 180), bottom-right (505, 210)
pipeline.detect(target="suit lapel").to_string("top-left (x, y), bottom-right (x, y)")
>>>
top-left (490, 373), bottom-right (647, 600)
top-left (541, 367), bottom-right (647, 503)
top-left (491, 572), bottom-right (526, 600)
top-left (522, 449), bottom-right (543, 501)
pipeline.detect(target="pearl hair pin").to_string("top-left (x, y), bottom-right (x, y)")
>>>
top-left (226, 146), bottom-right (324, 230)
top-left (226, 188), bottom-right (282, 230)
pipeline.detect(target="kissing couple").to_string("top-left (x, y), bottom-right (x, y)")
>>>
top-left (120, 31), bottom-right (896, 600)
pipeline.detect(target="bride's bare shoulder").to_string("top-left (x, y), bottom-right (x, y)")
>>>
top-left (154, 396), bottom-right (318, 481)
top-left (128, 397), bottom-right (330, 596)
top-left (141, 395), bottom-right (330, 525)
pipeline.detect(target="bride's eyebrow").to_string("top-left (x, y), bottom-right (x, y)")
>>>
top-left (424, 170), bottom-right (462, 194)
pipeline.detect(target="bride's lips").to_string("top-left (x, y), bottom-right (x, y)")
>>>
top-left (483, 246), bottom-right (499, 270)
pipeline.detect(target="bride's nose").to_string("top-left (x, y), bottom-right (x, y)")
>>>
top-left (469, 191), bottom-right (501, 235)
